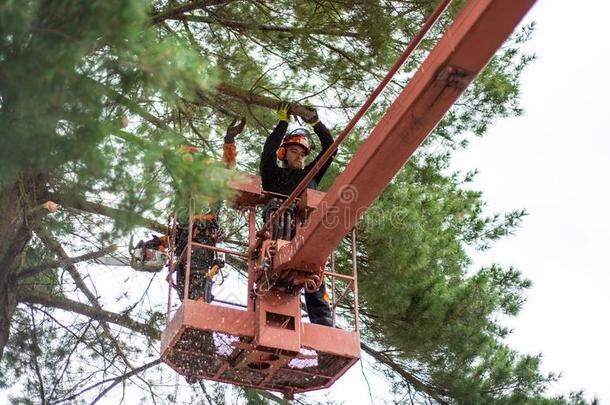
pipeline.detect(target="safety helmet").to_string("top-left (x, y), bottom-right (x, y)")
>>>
top-left (180, 145), bottom-right (198, 153)
top-left (276, 128), bottom-right (315, 161)
top-left (178, 145), bottom-right (198, 162)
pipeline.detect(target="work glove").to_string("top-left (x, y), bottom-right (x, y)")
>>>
top-left (277, 102), bottom-right (290, 122)
top-left (303, 108), bottom-right (321, 126)
top-left (224, 117), bottom-right (246, 143)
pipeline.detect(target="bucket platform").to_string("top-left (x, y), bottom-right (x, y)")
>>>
top-left (161, 299), bottom-right (359, 396)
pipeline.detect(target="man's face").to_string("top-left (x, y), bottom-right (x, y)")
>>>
top-left (285, 145), bottom-right (307, 170)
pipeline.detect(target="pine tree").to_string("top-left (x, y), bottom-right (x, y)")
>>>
top-left (0, 1), bottom-right (596, 404)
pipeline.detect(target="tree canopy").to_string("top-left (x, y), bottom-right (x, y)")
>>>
top-left (0, 0), bottom-right (596, 404)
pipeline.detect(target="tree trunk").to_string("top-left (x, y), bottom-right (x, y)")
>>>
top-left (0, 280), bottom-right (17, 360)
top-left (0, 175), bottom-right (46, 359)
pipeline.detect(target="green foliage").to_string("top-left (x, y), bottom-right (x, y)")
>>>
top-left (0, 0), bottom-right (218, 220)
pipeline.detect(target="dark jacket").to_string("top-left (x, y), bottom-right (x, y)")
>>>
top-left (260, 121), bottom-right (334, 195)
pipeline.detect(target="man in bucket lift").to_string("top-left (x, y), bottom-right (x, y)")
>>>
top-left (259, 102), bottom-right (335, 327)
top-left (173, 118), bottom-right (246, 302)
top-left (132, 119), bottom-right (246, 302)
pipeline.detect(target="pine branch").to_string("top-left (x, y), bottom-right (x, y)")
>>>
top-left (48, 192), bottom-right (167, 234)
top-left (34, 305), bottom-right (140, 402)
top-left (197, 381), bottom-right (215, 405)
top-left (52, 358), bottom-right (161, 404)
top-left (150, 0), bottom-right (235, 25)
top-left (16, 244), bottom-right (118, 281)
top-left (29, 307), bottom-right (47, 404)
top-left (36, 231), bottom-right (138, 371)
top-left (46, 318), bottom-right (93, 401)
top-left (225, 254), bottom-right (248, 277)
top-left (312, 36), bottom-right (365, 69)
top-left (108, 90), bottom-right (169, 130)
top-left (211, 82), bottom-right (319, 118)
top-left (186, 93), bottom-right (243, 119)
top-left (89, 358), bottom-right (162, 404)
top-left (168, 15), bottom-right (360, 38)
top-left (80, 75), bottom-right (168, 130)
top-left (17, 290), bottom-right (161, 339)
top-left (360, 342), bottom-right (451, 405)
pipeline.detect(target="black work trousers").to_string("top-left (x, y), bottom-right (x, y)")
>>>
top-left (263, 198), bottom-right (333, 327)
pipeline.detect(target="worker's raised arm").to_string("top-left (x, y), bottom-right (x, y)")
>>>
top-left (223, 117), bottom-right (246, 169)
top-left (311, 121), bottom-right (333, 151)
top-left (303, 109), bottom-right (335, 183)
top-left (260, 103), bottom-right (289, 179)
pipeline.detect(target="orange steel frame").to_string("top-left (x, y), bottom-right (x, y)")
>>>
top-left (161, 0), bottom-right (536, 398)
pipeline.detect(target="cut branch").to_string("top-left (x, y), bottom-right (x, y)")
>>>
top-left (211, 82), bottom-right (318, 119)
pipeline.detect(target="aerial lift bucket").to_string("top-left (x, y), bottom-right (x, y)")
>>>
top-left (160, 176), bottom-right (361, 398)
